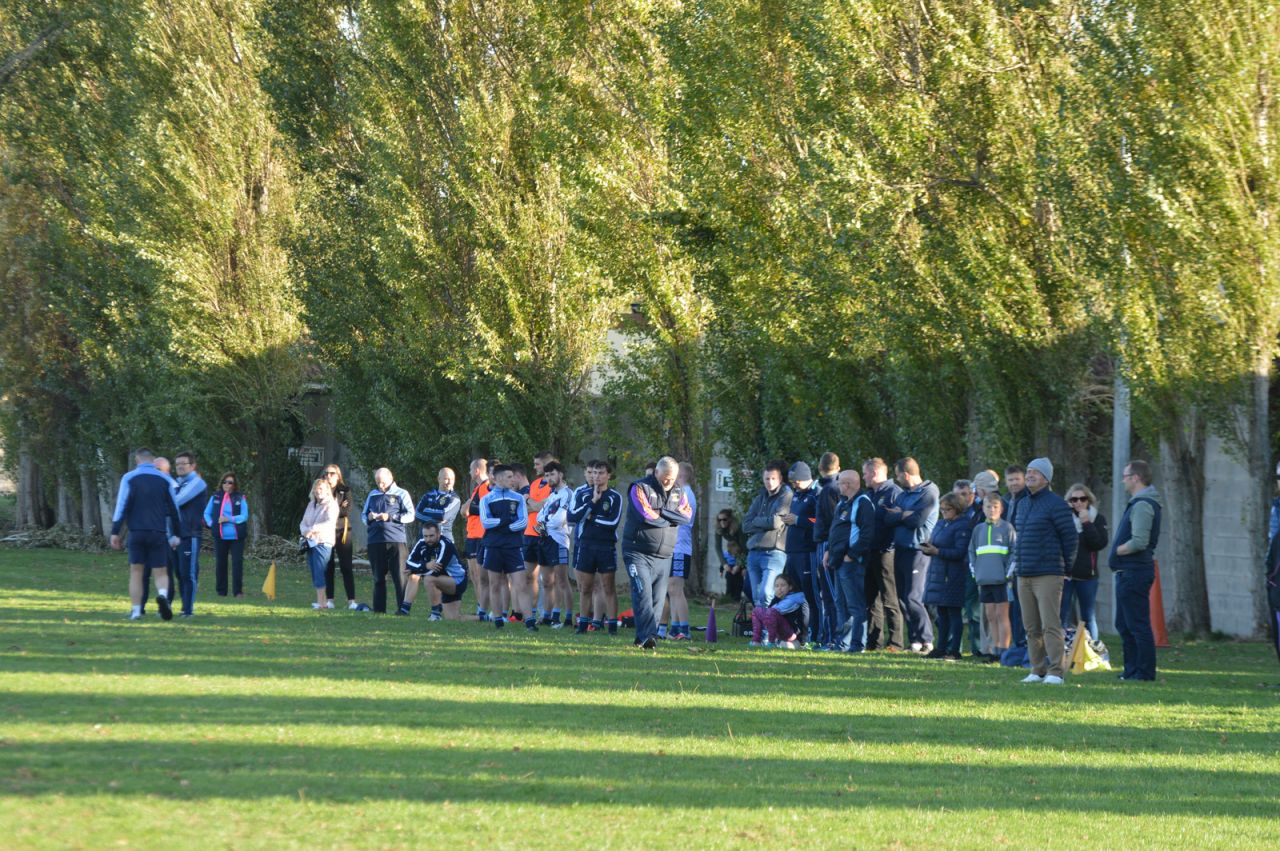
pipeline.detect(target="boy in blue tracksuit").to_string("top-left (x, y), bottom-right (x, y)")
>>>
top-left (172, 451), bottom-right (208, 616)
top-left (480, 464), bottom-right (534, 630)
top-left (110, 448), bottom-right (182, 620)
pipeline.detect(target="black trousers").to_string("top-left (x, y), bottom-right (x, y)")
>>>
top-left (326, 534), bottom-right (356, 601)
top-left (369, 541), bottom-right (406, 613)
top-left (864, 550), bottom-right (904, 650)
top-left (214, 536), bottom-right (246, 596)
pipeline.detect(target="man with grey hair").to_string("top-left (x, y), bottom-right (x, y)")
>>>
top-left (110, 448), bottom-right (182, 621)
top-left (362, 467), bottom-right (414, 613)
top-left (621, 456), bottom-right (693, 648)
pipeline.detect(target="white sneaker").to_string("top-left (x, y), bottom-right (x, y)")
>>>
top-left (325, 600), bottom-right (335, 609)
top-left (910, 641), bottom-right (924, 652)
top-left (311, 602), bottom-right (323, 609)
top-left (1021, 673), bottom-right (1044, 684)
top-left (1042, 675), bottom-right (1064, 685)
top-left (918, 642), bottom-right (934, 655)
top-left (127, 611), bottom-right (143, 621)
top-left (347, 601), bottom-right (359, 610)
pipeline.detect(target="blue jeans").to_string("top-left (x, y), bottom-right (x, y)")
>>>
top-left (625, 551), bottom-right (671, 646)
top-left (1060, 577), bottom-right (1100, 639)
top-left (1114, 568), bottom-right (1156, 679)
top-left (747, 549), bottom-right (787, 605)
top-left (833, 557), bottom-right (868, 652)
top-left (814, 550), bottom-right (839, 646)
top-left (307, 544), bottom-right (332, 589)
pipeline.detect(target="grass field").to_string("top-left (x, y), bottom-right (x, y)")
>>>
top-left (1, 548), bottom-right (1278, 849)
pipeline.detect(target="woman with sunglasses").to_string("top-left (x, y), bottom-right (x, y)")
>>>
top-left (1061, 483), bottom-right (1109, 642)
top-left (714, 509), bottom-right (749, 603)
top-left (322, 465), bottom-right (360, 609)
top-left (204, 472), bottom-right (250, 597)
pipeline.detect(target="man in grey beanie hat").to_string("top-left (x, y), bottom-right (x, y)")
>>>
top-left (1010, 457), bottom-right (1078, 685)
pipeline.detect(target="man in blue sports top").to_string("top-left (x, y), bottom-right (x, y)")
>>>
top-left (415, 467), bottom-right (462, 542)
top-left (110, 448), bottom-right (182, 621)
top-left (399, 521), bottom-right (468, 620)
top-left (480, 464), bottom-right (535, 630)
top-left (1112, 459), bottom-right (1162, 682)
top-left (622, 456), bottom-right (693, 649)
top-left (172, 450), bottom-right (208, 617)
top-left (567, 460), bottom-right (623, 634)
top-left (362, 467), bottom-right (414, 613)
top-left (140, 456), bottom-right (176, 614)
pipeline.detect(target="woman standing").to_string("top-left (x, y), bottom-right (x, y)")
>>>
top-left (1061, 483), bottom-right (1109, 641)
top-left (204, 472), bottom-right (249, 597)
top-left (322, 465), bottom-right (359, 609)
top-left (715, 509), bottom-right (749, 603)
top-left (300, 477), bottom-right (339, 609)
top-left (920, 493), bottom-right (970, 660)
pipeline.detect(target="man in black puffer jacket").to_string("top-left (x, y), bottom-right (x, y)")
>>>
top-left (622, 456), bottom-right (694, 648)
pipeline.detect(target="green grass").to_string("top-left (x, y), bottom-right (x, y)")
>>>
top-left (1, 549), bottom-right (1278, 849)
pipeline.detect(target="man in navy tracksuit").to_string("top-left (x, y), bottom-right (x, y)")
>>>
top-left (862, 458), bottom-right (904, 651)
top-left (362, 467), bottom-right (414, 613)
top-left (110, 448), bottom-right (182, 621)
top-left (783, 462), bottom-right (821, 644)
top-left (883, 457), bottom-right (939, 651)
top-left (622, 456), bottom-right (693, 648)
top-left (172, 451), bottom-right (208, 617)
top-left (1112, 459), bottom-right (1163, 681)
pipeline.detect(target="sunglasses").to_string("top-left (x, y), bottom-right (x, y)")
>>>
top-left (222, 480), bottom-right (236, 485)
top-left (1068, 496), bottom-right (1088, 503)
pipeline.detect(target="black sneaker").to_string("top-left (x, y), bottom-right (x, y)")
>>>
top-left (640, 636), bottom-right (657, 650)
top-left (574, 623), bottom-right (588, 634)
top-left (494, 617), bottom-right (505, 629)
top-left (925, 647), bottom-right (946, 659)
top-left (156, 594), bottom-right (173, 621)
top-left (526, 621), bottom-right (539, 632)
top-left (540, 615), bottom-right (553, 626)
top-left (395, 608), bottom-right (409, 616)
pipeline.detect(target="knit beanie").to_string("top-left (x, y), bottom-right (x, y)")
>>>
top-left (1027, 457), bottom-right (1054, 483)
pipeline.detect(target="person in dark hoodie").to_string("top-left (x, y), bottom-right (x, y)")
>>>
top-left (883, 457), bottom-right (939, 653)
top-left (1011, 457), bottom-right (1079, 685)
top-left (742, 460), bottom-right (794, 608)
top-left (782, 462), bottom-right (820, 644)
top-left (621, 456), bottom-right (694, 649)
top-left (812, 453), bottom-right (842, 648)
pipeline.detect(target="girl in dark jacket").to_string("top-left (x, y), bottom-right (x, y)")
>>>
top-left (1060, 484), bottom-right (1109, 640)
top-left (322, 465), bottom-right (360, 610)
top-left (921, 493), bottom-right (971, 659)
top-left (714, 509), bottom-right (750, 604)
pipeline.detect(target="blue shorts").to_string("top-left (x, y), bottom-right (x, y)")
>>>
top-left (670, 553), bottom-right (691, 579)
top-left (465, 539), bottom-right (485, 562)
top-left (537, 537), bottom-right (569, 567)
top-left (575, 541), bottom-right (617, 574)
top-left (442, 575), bottom-right (469, 604)
top-left (522, 537), bottom-right (540, 564)
top-left (484, 546), bottom-right (525, 574)
top-left (128, 530), bottom-right (170, 569)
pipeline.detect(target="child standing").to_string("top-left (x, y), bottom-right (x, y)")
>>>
top-left (969, 496), bottom-right (1016, 662)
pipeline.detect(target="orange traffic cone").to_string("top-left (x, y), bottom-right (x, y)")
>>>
top-left (1150, 559), bottom-right (1170, 648)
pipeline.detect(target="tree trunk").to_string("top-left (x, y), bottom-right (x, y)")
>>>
top-left (1244, 360), bottom-right (1272, 636)
top-left (1157, 408), bottom-right (1211, 636)
top-left (55, 474), bottom-right (77, 528)
top-left (80, 464), bottom-right (102, 536)
top-left (17, 447), bottom-right (51, 528)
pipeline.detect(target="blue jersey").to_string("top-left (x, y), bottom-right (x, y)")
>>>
top-left (407, 537), bottom-right (466, 584)
top-left (567, 485), bottom-right (623, 545)
top-left (111, 463), bottom-right (181, 536)
top-left (480, 486), bottom-right (528, 548)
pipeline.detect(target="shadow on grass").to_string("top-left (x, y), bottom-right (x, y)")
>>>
top-left (0, 738), bottom-right (1275, 819)
top-left (3, 690), bottom-right (1276, 756)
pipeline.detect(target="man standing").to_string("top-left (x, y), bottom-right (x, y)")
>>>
top-left (567, 460), bottom-right (623, 634)
top-left (172, 451), bottom-right (208, 617)
top-left (536, 461), bottom-right (574, 628)
top-left (522, 453), bottom-right (556, 619)
top-left (1004, 464), bottom-right (1029, 650)
top-left (621, 456), bottom-right (693, 649)
top-left (812, 453), bottom-right (843, 650)
top-left (464, 459), bottom-right (492, 620)
top-left (884, 457), bottom-right (939, 653)
top-left (1111, 459), bottom-right (1162, 682)
top-left (140, 456), bottom-right (177, 615)
top-left (362, 467), bottom-right (414, 614)
top-left (415, 467), bottom-right (461, 542)
top-left (110, 448), bottom-right (182, 621)
top-left (825, 469), bottom-right (875, 652)
top-left (480, 464), bottom-right (535, 630)
top-left (782, 462), bottom-right (820, 644)
top-left (1011, 457), bottom-right (1078, 685)
top-left (742, 460), bottom-right (793, 606)
top-left (862, 458), bottom-right (903, 651)
top-left (953, 478), bottom-right (982, 656)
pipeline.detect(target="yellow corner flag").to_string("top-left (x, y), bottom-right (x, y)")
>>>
top-left (1070, 621), bottom-right (1112, 674)
top-left (263, 562), bottom-right (277, 601)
